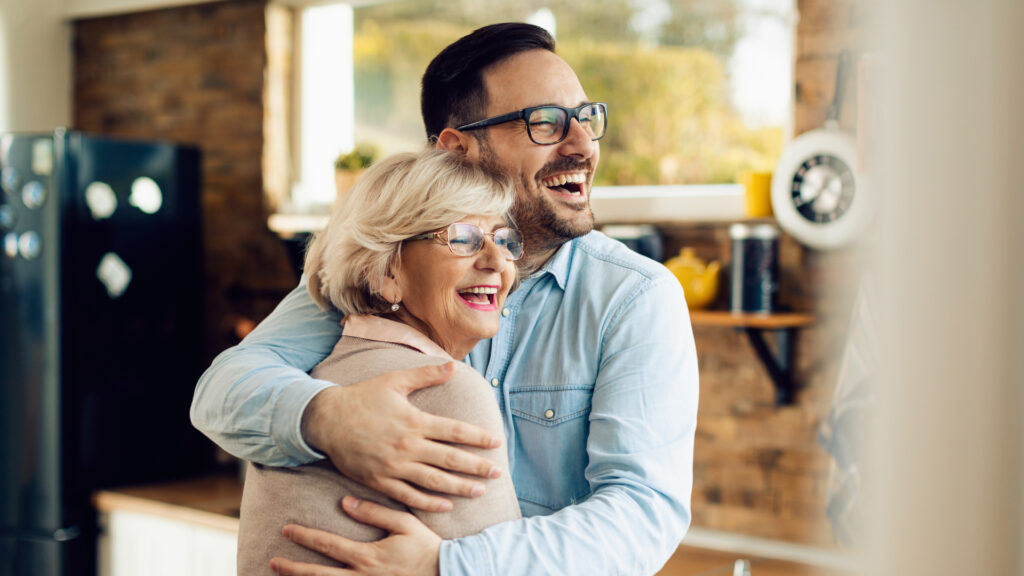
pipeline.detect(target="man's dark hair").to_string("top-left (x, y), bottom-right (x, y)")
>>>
top-left (421, 22), bottom-right (556, 141)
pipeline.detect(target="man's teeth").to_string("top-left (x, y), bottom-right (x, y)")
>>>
top-left (541, 173), bottom-right (587, 188)
top-left (459, 287), bottom-right (498, 295)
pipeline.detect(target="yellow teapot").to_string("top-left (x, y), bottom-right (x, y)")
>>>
top-left (664, 247), bottom-right (721, 310)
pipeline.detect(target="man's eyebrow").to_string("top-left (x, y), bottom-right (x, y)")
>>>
top-left (528, 101), bottom-right (594, 108)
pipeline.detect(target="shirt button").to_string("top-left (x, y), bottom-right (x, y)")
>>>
top-left (490, 378), bottom-right (499, 388)
top-left (544, 409), bottom-right (555, 419)
top-left (501, 308), bottom-right (510, 317)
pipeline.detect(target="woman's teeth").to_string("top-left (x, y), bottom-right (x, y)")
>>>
top-left (458, 286), bottom-right (497, 305)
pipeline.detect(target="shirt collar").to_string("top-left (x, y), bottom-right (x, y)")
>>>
top-left (524, 237), bottom-right (575, 290)
top-left (342, 315), bottom-right (454, 361)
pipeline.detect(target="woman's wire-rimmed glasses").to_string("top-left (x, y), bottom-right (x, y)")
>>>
top-left (455, 103), bottom-right (607, 146)
top-left (410, 223), bottom-right (524, 261)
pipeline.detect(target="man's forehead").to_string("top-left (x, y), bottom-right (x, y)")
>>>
top-left (482, 50), bottom-right (588, 110)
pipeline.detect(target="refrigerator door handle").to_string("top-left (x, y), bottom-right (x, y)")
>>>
top-left (0, 525), bottom-right (81, 542)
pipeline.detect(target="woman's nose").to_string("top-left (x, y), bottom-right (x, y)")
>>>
top-left (476, 236), bottom-right (508, 271)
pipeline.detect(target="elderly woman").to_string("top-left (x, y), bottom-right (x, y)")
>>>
top-left (237, 149), bottom-right (524, 574)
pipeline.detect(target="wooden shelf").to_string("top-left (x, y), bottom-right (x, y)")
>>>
top-left (689, 310), bottom-right (816, 406)
top-left (690, 310), bottom-right (816, 329)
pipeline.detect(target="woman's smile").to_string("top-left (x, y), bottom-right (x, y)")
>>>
top-left (457, 285), bottom-right (500, 310)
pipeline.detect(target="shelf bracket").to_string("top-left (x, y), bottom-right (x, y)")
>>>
top-left (742, 327), bottom-right (799, 405)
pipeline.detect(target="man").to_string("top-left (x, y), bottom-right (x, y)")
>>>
top-left (191, 23), bottom-right (698, 575)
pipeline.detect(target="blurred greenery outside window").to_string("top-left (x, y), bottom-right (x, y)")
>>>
top-left (339, 0), bottom-right (792, 188)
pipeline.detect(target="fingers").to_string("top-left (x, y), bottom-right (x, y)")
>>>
top-left (274, 501), bottom-right (441, 576)
top-left (374, 477), bottom-right (453, 513)
top-left (418, 440), bottom-right (503, 481)
top-left (273, 525), bottom-right (362, 574)
top-left (390, 362), bottom-right (456, 395)
top-left (405, 463), bottom-right (487, 500)
top-left (375, 456), bottom-right (499, 511)
top-left (270, 500), bottom-right (425, 576)
top-left (341, 496), bottom-right (421, 534)
top-left (422, 412), bottom-right (502, 450)
top-left (270, 557), bottom-right (351, 576)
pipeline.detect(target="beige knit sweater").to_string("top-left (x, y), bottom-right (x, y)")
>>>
top-left (236, 318), bottom-right (521, 575)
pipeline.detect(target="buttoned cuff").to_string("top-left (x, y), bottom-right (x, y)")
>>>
top-left (271, 376), bottom-right (335, 464)
top-left (439, 537), bottom-right (496, 576)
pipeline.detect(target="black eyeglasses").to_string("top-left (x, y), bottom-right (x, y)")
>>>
top-left (456, 103), bottom-right (608, 146)
top-left (409, 223), bottom-right (524, 261)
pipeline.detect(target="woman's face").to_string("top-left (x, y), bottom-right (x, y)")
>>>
top-left (392, 214), bottom-right (517, 358)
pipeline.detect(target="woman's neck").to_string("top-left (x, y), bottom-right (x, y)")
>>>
top-left (384, 311), bottom-right (473, 360)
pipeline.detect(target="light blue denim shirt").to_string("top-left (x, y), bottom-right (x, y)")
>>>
top-left (191, 231), bottom-right (699, 576)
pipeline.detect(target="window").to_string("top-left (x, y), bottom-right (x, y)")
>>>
top-left (284, 0), bottom-right (795, 212)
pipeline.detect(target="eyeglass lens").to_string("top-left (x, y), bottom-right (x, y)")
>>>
top-left (527, 104), bottom-right (606, 144)
top-left (448, 223), bottom-right (523, 260)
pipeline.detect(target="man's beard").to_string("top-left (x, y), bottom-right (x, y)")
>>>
top-left (478, 144), bottom-right (595, 255)
top-left (513, 171), bottom-right (594, 249)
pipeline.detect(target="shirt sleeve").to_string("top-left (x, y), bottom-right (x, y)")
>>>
top-left (440, 275), bottom-right (699, 576)
top-left (189, 279), bottom-right (344, 466)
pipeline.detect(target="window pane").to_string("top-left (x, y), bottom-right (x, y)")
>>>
top-left (350, 0), bottom-right (792, 185)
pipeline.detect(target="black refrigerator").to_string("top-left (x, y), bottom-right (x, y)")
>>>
top-left (0, 130), bottom-right (214, 575)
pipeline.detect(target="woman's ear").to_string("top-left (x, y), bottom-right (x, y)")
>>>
top-left (434, 128), bottom-right (476, 156)
top-left (378, 270), bottom-right (402, 305)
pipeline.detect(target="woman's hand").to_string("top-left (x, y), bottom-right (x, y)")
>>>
top-left (301, 362), bottom-right (503, 512)
top-left (270, 497), bottom-right (441, 576)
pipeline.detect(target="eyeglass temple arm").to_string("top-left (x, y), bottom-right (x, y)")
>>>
top-left (409, 232), bottom-right (441, 241)
top-left (456, 110), bottom-right (527, 131)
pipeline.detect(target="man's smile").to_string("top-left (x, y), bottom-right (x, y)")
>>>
top-left (540, 172), bottom-right (588, 197)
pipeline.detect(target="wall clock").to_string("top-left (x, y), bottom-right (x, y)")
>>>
top-left (772, 51), bottom-right (872, 250)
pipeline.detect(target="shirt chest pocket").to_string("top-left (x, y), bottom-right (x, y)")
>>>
top-left (508, 385), bottom-right (593, 512)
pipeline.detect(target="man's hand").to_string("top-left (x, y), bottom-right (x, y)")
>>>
top-left (270, 496), bottom-right (441, 576)
top-left (302, 362), bottom-right (503, 512)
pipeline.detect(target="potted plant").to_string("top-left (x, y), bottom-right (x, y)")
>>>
top-left (334, 143), bottom-right (378, 202)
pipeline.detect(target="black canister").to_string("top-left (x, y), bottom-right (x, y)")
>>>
top-left (601, 224), bottom-right (664, 263)
top-left (729, 222), bottom-right (779, 313)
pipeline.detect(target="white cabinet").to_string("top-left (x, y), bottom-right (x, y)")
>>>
top-left (97, 509), bottom-right (237, 576)
top-left (93, 476), bottom-right (243, 576)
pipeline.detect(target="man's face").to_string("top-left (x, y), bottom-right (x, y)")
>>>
top-left (471, 49), bottom-right (601, 255)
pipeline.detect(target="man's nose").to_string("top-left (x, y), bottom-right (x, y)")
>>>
top-left (558, 118), bottom-right (598, 158)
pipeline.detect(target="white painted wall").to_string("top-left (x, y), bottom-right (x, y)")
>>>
top-left (0, 0), bottom-right (70, 132)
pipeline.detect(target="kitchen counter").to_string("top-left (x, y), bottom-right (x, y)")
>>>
top-left (93, 475), bottom-right (852, 576)
top-left (93, 473), bottom-right (242, 533)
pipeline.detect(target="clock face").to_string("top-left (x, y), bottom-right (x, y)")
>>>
top-left (771, 129), bottom-right (870, 250)
top-left (790, 153), bottom-right (855, 224)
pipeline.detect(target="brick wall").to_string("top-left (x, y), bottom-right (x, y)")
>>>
top-left (73, 0), bottom-right (297, 362)
top-left (795, 0), bottom-right (868, 135)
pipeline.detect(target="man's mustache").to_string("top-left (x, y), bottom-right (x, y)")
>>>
top-left (536, 158), bottom-right (593, 180)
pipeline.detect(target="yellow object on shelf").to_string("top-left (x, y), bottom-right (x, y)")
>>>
top-left (664, 247), bottom-right (721, 310)
top-left (740, 170), bottom-right (773, 218)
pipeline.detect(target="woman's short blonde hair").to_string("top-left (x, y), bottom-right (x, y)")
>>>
top-left (304, 148), bottom-right (516, 315)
